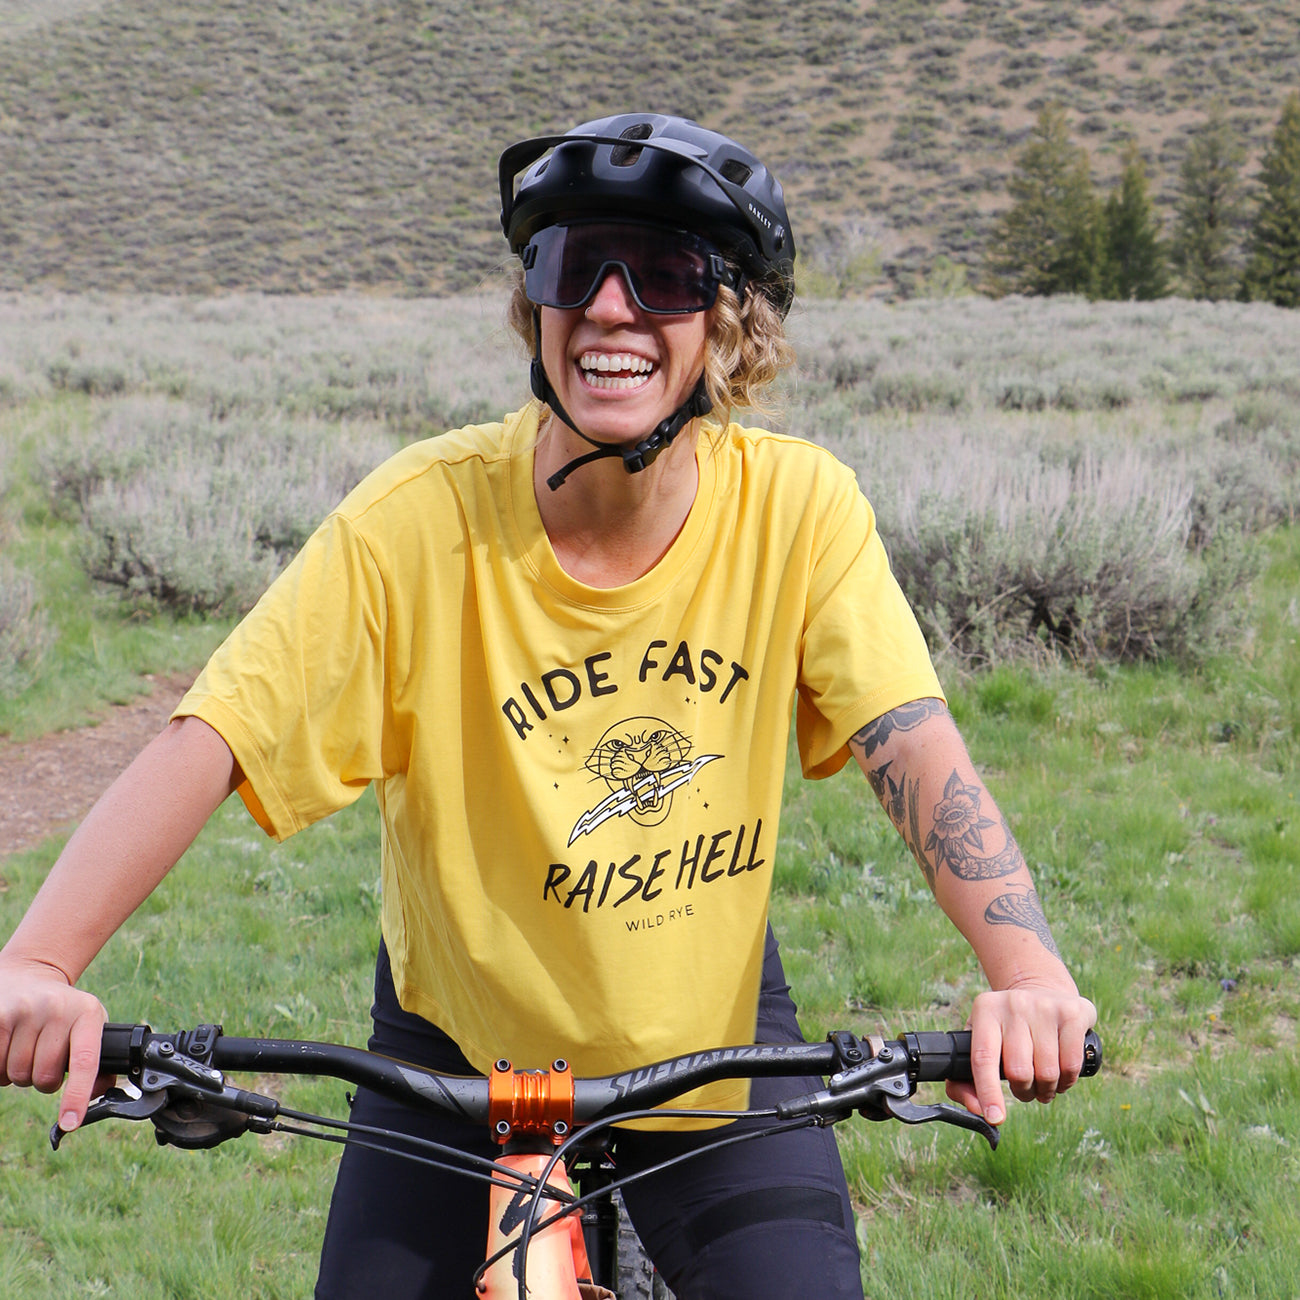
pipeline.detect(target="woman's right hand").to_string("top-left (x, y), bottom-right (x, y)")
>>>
top-left (0, 956), bottom-right (109, 1133)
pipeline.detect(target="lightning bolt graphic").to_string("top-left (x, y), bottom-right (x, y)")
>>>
top-left (567, 754), bottom-right (722, 846)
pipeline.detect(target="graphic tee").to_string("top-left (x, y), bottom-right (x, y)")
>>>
top-left (176, 405), bottom-right (943, 1113)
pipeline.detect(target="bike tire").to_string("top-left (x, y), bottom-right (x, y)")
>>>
top-left (614, 1189), bottom-right (675, 1300)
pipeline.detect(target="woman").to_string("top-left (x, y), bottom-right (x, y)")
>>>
top-left (0, 114), bottom-right (1094, 1298)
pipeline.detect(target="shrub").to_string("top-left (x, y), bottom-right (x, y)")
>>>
top-left (43, 416), bottom-right (156, 521)
top-left (989, 374), bottom-right (1134, 413)
top-left (797, 217), bottom-right (890, 299)
top-left (79, 477), bottom-right (290, 617)
top-left (43, 398), bottom-right (399, 616)
top-left (831, 425), bottom-right (1262, 668)
top-left (1191, 396), bottom-right (1300, 542)
top-left (859, 371), bottom-right (968, 414)
top-left (890, 448), bottom-right (1208, 663)
top-left (0, 559), bottom-right (54, 693)
top-left (46, 357), bottom-right (129, 397)
top-left (0, 366), bottom-right (23, 410)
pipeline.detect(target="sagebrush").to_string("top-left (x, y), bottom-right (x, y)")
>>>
top-left (41, 397), bottom-right (400, 615)
top-left (5, 293), bottom-right (1300, 665)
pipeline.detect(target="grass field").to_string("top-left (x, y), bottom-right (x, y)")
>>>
top-left (0, 292), bottom-right (1297, 1297)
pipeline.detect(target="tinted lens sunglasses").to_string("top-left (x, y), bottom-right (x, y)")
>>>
top-left (522, 222), bottom-right (733, 315)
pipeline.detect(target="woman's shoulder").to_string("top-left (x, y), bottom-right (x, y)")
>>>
top-left (710, 420), bottom-right (859, 495)
top-left (335, 407), bottom-right (535, 522)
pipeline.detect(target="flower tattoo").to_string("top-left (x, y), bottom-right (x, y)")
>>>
top-left (924, 772), bottom-right (1022, 880)
top-left (857, 707), bottom-right (1059, 956)
top-left (929, 774), bottom-right (993, 846)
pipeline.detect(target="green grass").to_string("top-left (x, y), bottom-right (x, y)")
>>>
top-left (0, 293), bottom-right (1297, 1294)
top-left (769, 527), bottom-right (1300, 1298)
top-left (0, 794), bottom-right (381, 1299)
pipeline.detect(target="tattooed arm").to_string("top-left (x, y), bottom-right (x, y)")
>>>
top-left (850, 698), bottom-right (1095, 1124)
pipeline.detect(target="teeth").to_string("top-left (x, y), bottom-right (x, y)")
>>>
top-left (578, 351), bottom-right (655, 391)
top-left (580, 351), bottom-right (654, 376)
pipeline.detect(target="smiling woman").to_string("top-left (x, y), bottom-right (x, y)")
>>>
top-left (0, 111), bottom-right (1094, 1300)
top-left (534, 269), bottom-right (711, 496)
top-left (499, 114), bottom-right (798, 495)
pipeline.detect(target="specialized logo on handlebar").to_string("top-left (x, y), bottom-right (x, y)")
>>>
top-left (607, 1044), bottom-right (775, 1097)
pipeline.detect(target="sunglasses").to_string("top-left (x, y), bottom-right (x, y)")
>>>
top-left (521, 221), bottom-right (734, 315)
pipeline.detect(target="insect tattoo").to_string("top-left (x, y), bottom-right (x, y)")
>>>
top-left (985, 889), bottom-right (1062, 960)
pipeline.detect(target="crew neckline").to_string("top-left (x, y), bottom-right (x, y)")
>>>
top-left (506, 405), bottom-right (720, 611)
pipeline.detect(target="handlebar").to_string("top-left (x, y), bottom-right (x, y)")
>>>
top-left (73, 1022), bottom-right (1101, 1154)
top-left (62, 1022), bottom-right (1101, 1300)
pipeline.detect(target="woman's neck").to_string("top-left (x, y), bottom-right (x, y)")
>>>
top-left (533, 415), bottom-right (701, 588)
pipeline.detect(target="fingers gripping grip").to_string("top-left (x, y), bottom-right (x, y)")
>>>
top-left (99, 1023), bottom-right (151, 1074)
top-left (904, 1029), bottom-right (1104, 1082)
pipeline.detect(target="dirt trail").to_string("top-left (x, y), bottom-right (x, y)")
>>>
top-left (0, 673), bottom-right (194, 859)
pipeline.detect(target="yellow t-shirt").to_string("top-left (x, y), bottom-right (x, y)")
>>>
top-left (176, 405), bottom-right (943, 1112)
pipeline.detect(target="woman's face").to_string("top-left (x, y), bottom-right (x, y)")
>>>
top-left (539, 267), bottom-right (710, 447)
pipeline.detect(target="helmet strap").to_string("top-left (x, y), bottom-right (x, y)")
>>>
top-left (530, 311), bottom-right (713, 491)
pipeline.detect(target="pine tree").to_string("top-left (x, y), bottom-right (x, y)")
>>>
top-left (1171, 103), bottom-right (1246, 300)
top-left (1242, 92), bottom-right (1300, 308)
top-left (1099, 142), bottom-right (1168, 300)
top-left (985, 104), bottom-right (1103, 297)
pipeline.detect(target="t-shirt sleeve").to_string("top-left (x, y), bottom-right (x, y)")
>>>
top-left (172, 513), bottom-right (396, 840)
top-left (795, 466), bottom-right (944, 779)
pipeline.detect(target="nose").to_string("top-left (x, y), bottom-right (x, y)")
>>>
top-left (585, 267), bottom-right (640, 321)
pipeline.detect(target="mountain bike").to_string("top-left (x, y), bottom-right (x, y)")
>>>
top-left (52, 1021), bottom-right (1102, 1299)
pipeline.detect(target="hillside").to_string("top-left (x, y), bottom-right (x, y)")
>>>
top-left (0, 0), bottom-right (1296, 296)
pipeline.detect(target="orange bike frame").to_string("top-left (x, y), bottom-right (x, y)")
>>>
top-left (476, 1058), bottom-right (614, 1300)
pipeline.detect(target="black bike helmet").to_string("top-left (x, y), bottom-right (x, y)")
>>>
top-left (499, 113), bottom-right (796, 316)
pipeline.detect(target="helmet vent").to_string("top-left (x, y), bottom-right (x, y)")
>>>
top-left (610, 122), bottom-right (654, 167)
top-left (720, 159), bottom-right (753, 187)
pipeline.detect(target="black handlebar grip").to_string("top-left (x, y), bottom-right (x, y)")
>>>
top-left (1079, 1028), bottom-right (1103, 1077)
top-left (906, 1028), bottom-right (1103, 1083)
top-left (906, 1031), bottom-right (973, 1082)
top-left (100, 1023), bottom-right (150, 1074)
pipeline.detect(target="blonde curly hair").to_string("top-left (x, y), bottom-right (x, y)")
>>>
top-left (505, 266), bottom-right (795, 422)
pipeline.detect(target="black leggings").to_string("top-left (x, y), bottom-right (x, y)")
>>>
top-left (315, 932), bottom-right (864, 1299)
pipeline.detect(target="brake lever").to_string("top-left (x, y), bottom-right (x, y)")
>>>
top-left (872, 1093), bottom-right (1000, 1149)
top-left (50, 1086), bottom-right (169, 1150)
top-left (776, 1034), bottom-right (1000, 1148)
top-left (779, 1070), bottom-right (1000, 1149)
top-left (50, 1044), bottom-right (280, 1152)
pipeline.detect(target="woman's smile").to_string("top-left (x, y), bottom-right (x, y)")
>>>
top-left (541, 268), bottom-right (709, 444)
top-left (577, 350), bottom-right (656, 391)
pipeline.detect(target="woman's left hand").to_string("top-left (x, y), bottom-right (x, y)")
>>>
top-left (946, 984), bottom-right (1097, 1126)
